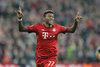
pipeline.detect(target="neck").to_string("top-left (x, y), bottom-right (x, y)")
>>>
top-left (44, 22), bottom-right (52, 28)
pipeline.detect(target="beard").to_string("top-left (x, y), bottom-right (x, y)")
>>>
top-left (48, 20), bottom-right (53, 25)
top-left (46, 19), bottom-right (54, 25)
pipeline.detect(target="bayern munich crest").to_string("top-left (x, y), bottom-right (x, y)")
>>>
top-left (52, 28), bottom-right (56, 32)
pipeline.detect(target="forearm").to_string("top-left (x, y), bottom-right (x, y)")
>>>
top-left (18, 21), bottom-right (28, 32)
top-left (70, 21), bottom-right (78, 33)
top-left (66, 12), bottom-right (82, 33)
top-left (67, 21), bottom-right (78, 33)
top-left (18, 21), bottom-right (24, 31)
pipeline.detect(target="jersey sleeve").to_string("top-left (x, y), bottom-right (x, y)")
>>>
top-left (27, 24), bottom-right (38, 33)
top-left (58, 25), bottom-right (69, 33)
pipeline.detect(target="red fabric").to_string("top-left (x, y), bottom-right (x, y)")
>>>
top-left (33, 2), bottom-right (39, 10)
top-left (36, 56), bottom-right (56, 67)
top-left (27, 24), bottom-right (69, 56)
top-left (0, 63), bottom-right (18, 67)
top-left (2, 55), bottom-right (11, 63)
top-left (85, 20), bottom-right (93, 29)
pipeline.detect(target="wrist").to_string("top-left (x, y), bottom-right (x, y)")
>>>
top-left (75, 20), bottom-right (78, 23)
top-left (18, 18), bottom-right (22, 22)
top-left (75, 21), bottom-right (78, 23)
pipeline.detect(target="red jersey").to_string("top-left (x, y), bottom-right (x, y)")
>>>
top-left (27, 24), bottom-right (69, 57)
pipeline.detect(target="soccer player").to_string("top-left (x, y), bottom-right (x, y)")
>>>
top-left (16, 7), bottom-right (82, 67)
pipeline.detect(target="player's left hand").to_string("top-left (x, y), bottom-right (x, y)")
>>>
top-left (75, 12), bottom-right (82, 23)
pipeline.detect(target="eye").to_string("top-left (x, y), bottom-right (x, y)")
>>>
top-left (46, 13), bottom-right (54, 18)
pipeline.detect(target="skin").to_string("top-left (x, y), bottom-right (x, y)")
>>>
top-left (44, 13), bottom-right (54, 28)
top-left (16, 7), bottom-right (82, 33)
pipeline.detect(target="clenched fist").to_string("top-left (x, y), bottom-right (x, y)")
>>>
top-left (15, 7), bottom-right (23, 19)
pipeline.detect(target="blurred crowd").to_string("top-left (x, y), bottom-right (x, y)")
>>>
top-left (0, 0), bottom-right (100, 66)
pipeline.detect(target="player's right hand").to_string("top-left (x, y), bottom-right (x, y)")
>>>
top-left (15, 7), bottom-right (23, 19)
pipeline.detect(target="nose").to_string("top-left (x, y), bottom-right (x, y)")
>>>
top-left (49, 17), bottom-right (54, 20)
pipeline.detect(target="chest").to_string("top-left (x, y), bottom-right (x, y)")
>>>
top-left (37, 27), bottom-right (59, 40)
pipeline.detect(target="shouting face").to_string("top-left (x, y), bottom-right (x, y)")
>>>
top-left (44, 13), bottom-right (54, 25)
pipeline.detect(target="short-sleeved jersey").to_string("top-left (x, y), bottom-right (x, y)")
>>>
top-left (27, 24), bottom-right (69, 57)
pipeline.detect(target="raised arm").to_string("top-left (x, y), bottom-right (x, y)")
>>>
top-left (16, 7), bottom-right (31, 32)
top-left (66, 12), bottom-right (82, 33)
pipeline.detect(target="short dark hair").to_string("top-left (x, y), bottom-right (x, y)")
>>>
top-left (43, 10), bottom-right (54, 17)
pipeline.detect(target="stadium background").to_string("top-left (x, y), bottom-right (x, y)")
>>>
top-left (0, 0), bottom-right (100, 67)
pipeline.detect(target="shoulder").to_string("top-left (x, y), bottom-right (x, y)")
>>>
top-left (55, 24), bottom-right (60, 27)
top-left (35, 23), bottom-right (42, 26)
top-left (55, 24), bottom-right (64, 28)
top-left (31, 23), bottom-right (42, 27)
